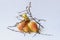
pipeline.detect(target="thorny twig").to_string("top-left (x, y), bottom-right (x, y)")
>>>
top-left (18, 2), bottom-right (44, 30)
top-left (26, 2), bottom-right (44, 28)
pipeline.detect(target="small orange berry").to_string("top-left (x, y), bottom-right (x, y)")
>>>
top-left (17, 21), bottom-right (26, 32)
top-left (23, 25), bottom-right (29, 33)
top-left (28, 21), bottom-right (38, 32)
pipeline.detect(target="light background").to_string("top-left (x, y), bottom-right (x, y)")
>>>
top-left (0, 0), bottom-right (60, 40)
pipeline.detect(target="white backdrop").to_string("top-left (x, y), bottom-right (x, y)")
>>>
top-left (0, 0), bottom-right (60, 40)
